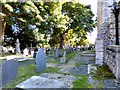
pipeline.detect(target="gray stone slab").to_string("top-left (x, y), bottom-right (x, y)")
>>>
top-left (104, 79), bottom-right (117, 88)
top-left (72, 65), bottom-right (88, 75)
top-left (60, 57), bottom-right (66, 64)
top-left (2, 59), bottom-right (18, 85)
top-left (59, 52), bottom-right (64, 57)
top-left (36, 48), bottom-right (46, 72)
top-left (77, 56), bottom-right (95, 64)
top-left (40, 73), bottom-right (76, 88)
top-left (16, 76), bottom-right (70, 89)
top-left (54, 47), bottom-right (59, 59)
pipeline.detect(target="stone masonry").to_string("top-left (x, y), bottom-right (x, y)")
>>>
top-left (96, 0), bottom-right (120, 81)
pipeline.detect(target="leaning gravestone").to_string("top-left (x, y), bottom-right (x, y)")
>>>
top-left (2, 59), bottom-right (18, 85)
top-left (36, 48), bottom-right (46, 72)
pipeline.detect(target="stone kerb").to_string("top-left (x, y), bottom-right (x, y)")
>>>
top-left (106, 45), bottom-right (120, 81)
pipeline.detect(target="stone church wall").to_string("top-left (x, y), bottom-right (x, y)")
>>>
top-left (96, 1), bottom-right (120, 81)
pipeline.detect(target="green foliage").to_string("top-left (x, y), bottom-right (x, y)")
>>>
top-left (2, 1), bottom-right (95, 48)
top-left (66, 51), bottom-right (79, 63)
top-left (47, 58), bottom-right (60, 64)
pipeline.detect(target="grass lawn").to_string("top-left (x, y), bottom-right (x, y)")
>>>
top-left (4, 51), bottom-right (103, 88)
top-left (4, 64), bottom-right (61, 88)
top-left (47, 51), bottom-right (80, 64)
top-left (1, 53), bottom-right (16, 57)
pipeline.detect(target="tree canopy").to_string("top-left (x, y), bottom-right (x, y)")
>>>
top-left (1, 1), bottom-right (96, 49)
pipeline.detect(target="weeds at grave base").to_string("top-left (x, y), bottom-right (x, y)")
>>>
top-left (72, 74), bottom-right (104, 88)
top-left (72, 74), bottom-right (89, 88)
top-left (90, 64), bottom-right (115, 80)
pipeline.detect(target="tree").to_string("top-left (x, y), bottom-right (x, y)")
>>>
top-left (1, 1), bottom-right (95, 49)
top-left (1, 1), bottom-right (44, 49)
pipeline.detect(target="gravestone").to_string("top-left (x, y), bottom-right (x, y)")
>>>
top-left (2, 59), bottom-right (18, 85)
top-left (54, 47), bottom-right (59, 59)
top-left (15, 39), bottom-right (21, 54)
top-left (23, 48), bottom-right (29, 57)
top-left (60, 51), bottom-right (66, 64)
top-left (36, 48), bottom-right (46, 72)
top-left (66, 49), bottom-right (70, 55)
top-left (16, 76), bottom-right (69, 89)
top-left (59, 52), bottom-right (64, 57)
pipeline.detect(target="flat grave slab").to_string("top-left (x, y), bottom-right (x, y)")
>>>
top-left (40, 73), bottom-right (76, 88)
top-left (16, 76), bottom-right (69, 89)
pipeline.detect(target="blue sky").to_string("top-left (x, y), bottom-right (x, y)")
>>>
top-left (80, 0), bottom-right (98, 44)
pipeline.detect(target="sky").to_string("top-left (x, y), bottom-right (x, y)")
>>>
top-left (80, 0), bottom-right (98, 44)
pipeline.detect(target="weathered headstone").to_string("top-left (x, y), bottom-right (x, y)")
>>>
top-left (59, 52), bottom-right (64, 57)
top-left (15, 39), bottom-right (21, 54)
top-left (36, 48), bottom-right (46, 72)
top-left (2, 59), bottom-right (18, 85)
top-left (23, 48), bottom-right (29, 57)
top-left (66, 49), bottom-right (70, 55)
top-left (60, 51), bottom-right (66, 64)
top-left (54, 47), bottom-right (59, 59)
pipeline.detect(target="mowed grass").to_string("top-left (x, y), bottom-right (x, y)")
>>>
top-left (47, 51), bottom-right (80, 64)
top-left (4, 51), bottom-right (102, 88)
top-left (66, 51), bottom-right (79, 63)
top-left (4, 64), bottom-right (60, 88)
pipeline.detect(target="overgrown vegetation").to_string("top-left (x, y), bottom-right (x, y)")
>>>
top-left (73, 74), bottom-right (89, 88)
top-left (90, 64), bottom-right (115, 80)
top-left (72, 74), bottom-right (104, 88)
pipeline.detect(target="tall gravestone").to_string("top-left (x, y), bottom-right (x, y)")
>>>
top-left (36, 48), bottom-right (46, 72)
top-left (54, 47), bottom-right (59, 59)
top-left (2, 59), bottom-right (18, 85)
top-left (15, 39), bottom-right (21, 54)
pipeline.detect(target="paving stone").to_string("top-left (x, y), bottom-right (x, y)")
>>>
top-left (73, 65), bottom-right (88, 75)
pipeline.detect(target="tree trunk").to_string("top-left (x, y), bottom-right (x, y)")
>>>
top-left (60, 33), bottom-right (64, 49)
top-left (1, 18), bottom-right (6, 46)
